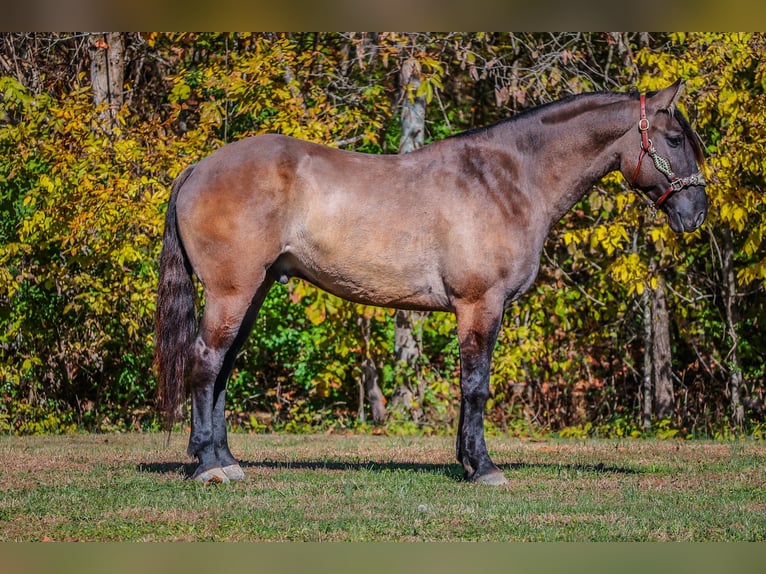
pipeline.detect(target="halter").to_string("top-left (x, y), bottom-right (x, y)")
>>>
top-left (629, 94), bottom-right (706, 207)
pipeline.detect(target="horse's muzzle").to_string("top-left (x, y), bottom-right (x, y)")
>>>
top-left (667, 201), bottom-right (707, 233)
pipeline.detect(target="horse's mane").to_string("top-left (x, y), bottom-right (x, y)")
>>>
top-left (447, 89), bottom-right (706, 165)
top-left (447, 91), bottom-right (629, 140)
top-left (671, 104), bottom-right (706, 165)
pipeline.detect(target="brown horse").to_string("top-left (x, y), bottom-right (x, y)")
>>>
top-left (155, 81), bottom-right (706, 485)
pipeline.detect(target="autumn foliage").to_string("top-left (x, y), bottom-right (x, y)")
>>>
top-left (1, 33), bottom-right (764, 437)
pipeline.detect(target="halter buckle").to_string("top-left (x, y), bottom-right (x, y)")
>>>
top-left (656, 170), bottom-right (706, 207)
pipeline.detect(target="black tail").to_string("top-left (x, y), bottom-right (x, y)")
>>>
top-left (154, 165), bottom-right (197, 430)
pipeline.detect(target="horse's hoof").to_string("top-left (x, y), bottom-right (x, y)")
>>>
top-left (222, 464), bottom-right (246, 480)
top-left (472, 469), bottom-right (508, 486)
top-left (193, 467), bottom-right (230, 485)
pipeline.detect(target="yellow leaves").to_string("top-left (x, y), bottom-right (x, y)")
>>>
top-left (719, 201), bottom-right (749, 233)
top-left (609, 253), bottom-right (651, 297)
top-left (738, 256), bottom-right (766, 286)
top-left (615, 190), bottom-right (635, 213)
top-left (289, 281), bottom-right (342, 326)
top-left (114, 244), bottom-right (140, 267)
top-left (169, 80), bottom-right (191, 104)
top-left (1, 77), bottom-right (188, 377)
top-left (412, 56), bottom-right (444, 105)
top-left (561, 229), bottom-right (583, 248)
top-left (20, 210), bottom-right (53, 242)
top-left (0, 263), bottom-right (17, 298)
top-left (743, 227), bottom-right (763, 258)
top-left (648, 224), bottom-right (677, 253)
top-left (38, 173), bottom-right (57, 193)
top-left (356, 304), bottom-right (391, 322)
top-left (588, 223), bottom-right (629, 256)
top-left (717, 88), bottom-right (739, 116)
top-left (290, 279), bottom-right (392, 327)
top-left (0, 76), bottom-right (33, 107)
top-left (199, 100), bottom-right (224, 126)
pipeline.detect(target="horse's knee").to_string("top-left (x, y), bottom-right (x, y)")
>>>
top-left (461, 378), bottom-right (490, 406)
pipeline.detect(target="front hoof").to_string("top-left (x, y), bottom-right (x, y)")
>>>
top-left (222, 464), bottom-right (246, 481)
top-left (192, 467), bottom-right (230, 485)
top-left (470, 469), bottom-right (508, 486)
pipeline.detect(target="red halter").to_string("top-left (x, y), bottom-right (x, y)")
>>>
top-left (630, 94), bottom-right (705, 207)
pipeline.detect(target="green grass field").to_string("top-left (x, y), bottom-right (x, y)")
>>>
top-left (0, 433), bottom-right (764, 541)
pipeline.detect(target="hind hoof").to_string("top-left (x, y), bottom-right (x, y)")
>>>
top-left (471, 469), bottom-right (508, 486)
top-left (193, 467), bottom-right (230, 485)
top-left (222, 464), bottom-right (246, 480)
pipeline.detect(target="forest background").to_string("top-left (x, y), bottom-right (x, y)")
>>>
top-left (1, 32), bottom-right (764, 439)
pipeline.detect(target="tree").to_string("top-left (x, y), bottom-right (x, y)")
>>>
top-left (88, 32), bottom-right (125, 132)
top-left (650, 270), bottom-right (674, 420)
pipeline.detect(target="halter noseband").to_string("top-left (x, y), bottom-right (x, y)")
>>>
top-left (629, 94), bottom-right (706, 207)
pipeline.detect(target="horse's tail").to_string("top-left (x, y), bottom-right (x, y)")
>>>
top-left (154, 165), bottom-right (197, 430)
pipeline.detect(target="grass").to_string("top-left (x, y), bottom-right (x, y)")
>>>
top-left (0, 432), bottom-right (764, 541)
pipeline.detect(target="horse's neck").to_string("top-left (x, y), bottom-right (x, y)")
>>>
top-left (509, 94), bottom-right (635, 225)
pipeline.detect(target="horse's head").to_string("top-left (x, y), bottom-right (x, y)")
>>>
top-left (622, 81), bottom-right (707, 233)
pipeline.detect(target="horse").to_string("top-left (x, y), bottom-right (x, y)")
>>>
top-left (154, 81), bottom-right (707, 485)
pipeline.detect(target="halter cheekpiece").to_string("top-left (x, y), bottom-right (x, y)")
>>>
top-left (629, 93), bottom-right (706, 207)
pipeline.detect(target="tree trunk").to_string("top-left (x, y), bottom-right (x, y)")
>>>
top-left (390, 56), bottom-right (427, 420)
top-left (398, 57), bottom-right (426, 154)
top-left (721, 226), bottom-right (745, 428)
top-left (88, 32), bottom-right (125, 132)
top-left (642, 266), bottom-right (675, 428)
top-left (641, 287), bottom-right (653, 430)
top-left (361, 355), bottom-right (387, 424)
top-left (357, 315), bottom-right (386, 424)
top-left (391, 309), bottom-right (424, 419)
top-left (651, 272), bottom-right (674, 420)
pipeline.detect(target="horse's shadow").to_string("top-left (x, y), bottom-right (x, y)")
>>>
top-left (137, 459), bottom-right (640, 481)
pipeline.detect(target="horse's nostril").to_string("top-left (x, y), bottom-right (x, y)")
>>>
top-left (694, 210), bottom-right (706, 228)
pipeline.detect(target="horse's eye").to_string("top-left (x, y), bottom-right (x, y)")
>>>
top-left (667, 135), bottom-right (684, 148)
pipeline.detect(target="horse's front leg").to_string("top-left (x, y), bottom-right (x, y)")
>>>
top-left (454, 295), bottom-right (508, 485)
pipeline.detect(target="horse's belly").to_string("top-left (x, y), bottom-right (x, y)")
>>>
top-left (269, 250), bottom-right (450, 311)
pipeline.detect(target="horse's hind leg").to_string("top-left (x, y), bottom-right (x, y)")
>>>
top-left (188, 278), bottom-right (273, 483)
top-left (211, 278), bottom-right (274, 481)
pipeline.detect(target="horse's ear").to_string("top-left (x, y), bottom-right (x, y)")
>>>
top-left (649, 80), bottom-right (685, 112)
top-left (669, 81), bottom-right (685, 110)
